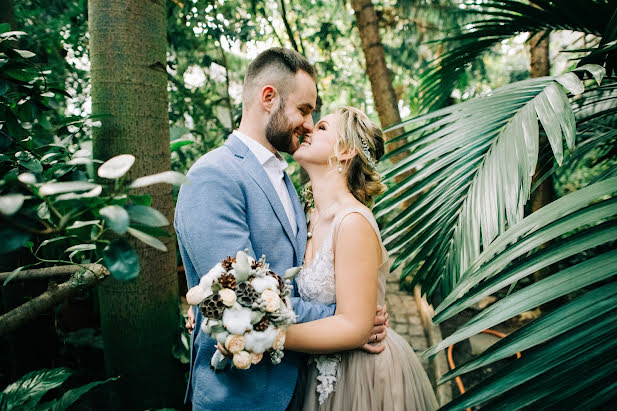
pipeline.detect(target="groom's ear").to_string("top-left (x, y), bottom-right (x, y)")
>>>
top-left (260, 85), bottom-right (279, 113)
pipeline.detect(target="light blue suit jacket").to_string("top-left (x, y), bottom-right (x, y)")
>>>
top-left (175, 134), bottom-right (335, 410)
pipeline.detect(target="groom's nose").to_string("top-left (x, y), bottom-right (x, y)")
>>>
top-left (302, 115), bottom-right (314, 133)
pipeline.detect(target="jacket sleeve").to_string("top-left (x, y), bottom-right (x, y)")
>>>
top-left (175, 155), bottom-right (335, 322)
top-left (290, 295), bottom-right (336, 323)
top-left (175, 159), bottom-right (255, 290)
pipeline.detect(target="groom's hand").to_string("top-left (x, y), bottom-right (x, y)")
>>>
top-left (361, 304), bottom-right (389, 354)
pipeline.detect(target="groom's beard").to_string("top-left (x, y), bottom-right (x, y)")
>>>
top-left (266, 105), bottom-right (296, 154)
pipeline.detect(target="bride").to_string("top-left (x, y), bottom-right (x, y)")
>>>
top-left (285, 106), bottom-right (438, 410)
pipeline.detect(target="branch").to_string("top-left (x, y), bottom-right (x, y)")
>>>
top-left (279, 0), bottom-right (300, 52)
top-left (0, 264), bottom-right (95, 282)
top-left (0, 264), bottom-right (109, 337)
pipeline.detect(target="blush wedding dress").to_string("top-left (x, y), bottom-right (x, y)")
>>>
top-left (291, 207), bottom-right (439, 411)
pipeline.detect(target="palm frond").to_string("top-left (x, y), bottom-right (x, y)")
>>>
top-left (378, 66), bottom-right (604, 300)
top-left (418, 177), bottom-right (617, 409)
top-left (418, 0), bottom-right (616, 110)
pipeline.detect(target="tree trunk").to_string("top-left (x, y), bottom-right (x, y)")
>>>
top-left (351, 0), bottom-right (402, 144)
top-left (529, 31), bottom-right (550, 79)
top-left (89, 1), bottom-right (183, 408)
top-left (529, 30), bottom-right (555, 285)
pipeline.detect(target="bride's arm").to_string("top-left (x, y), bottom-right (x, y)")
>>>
top-left (284, 213), bottom-right (380, 354)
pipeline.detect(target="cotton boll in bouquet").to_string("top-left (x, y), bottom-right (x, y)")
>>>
top-left (186, 250), bottom-right (300, 370)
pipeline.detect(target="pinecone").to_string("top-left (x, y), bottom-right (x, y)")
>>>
top-left (253, 316), bottom-right (270, 332)
top-left (219, 272), bottom-right (237, 289)
top-left (268, 271), bottom-right (285, 291)
top-left (200, 293), bottom-right (225, 320)
top-left (236, 281), bottom-right (259, 307)
top-left (221, 256), bottom-right (236, 271)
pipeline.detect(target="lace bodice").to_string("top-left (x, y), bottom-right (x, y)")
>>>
top-left (295, 222), bottom-right (337, 304)
top-left (295, 207), bottom-right (389, 404)
top-left (296, 207), bottom-right (388, 306)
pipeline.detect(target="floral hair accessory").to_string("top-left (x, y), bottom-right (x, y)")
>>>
top-left (360, 136), bottom-right (377, 171)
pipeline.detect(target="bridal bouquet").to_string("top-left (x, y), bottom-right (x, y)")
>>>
top-left (186, 250), bottom-right (300, 370)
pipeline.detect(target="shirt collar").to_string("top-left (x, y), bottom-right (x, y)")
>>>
top-left (233, 130), bottom-right (288, 173)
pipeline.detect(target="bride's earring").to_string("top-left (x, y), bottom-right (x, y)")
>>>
top-left (337, 163), bottom-right (343, 173)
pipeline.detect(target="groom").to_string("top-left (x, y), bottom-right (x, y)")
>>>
top-left (175, 48), bottom-right (387, 411)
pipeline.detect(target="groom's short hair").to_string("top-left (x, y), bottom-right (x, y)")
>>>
top-left (243, 48), bottom-right (316, 108)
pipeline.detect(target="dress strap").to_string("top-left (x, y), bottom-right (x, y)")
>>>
top-left (330, 207), bottom-right (388, 264)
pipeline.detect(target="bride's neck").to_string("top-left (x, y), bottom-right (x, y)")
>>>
top-left (307, 166), bottom-right (351, 217)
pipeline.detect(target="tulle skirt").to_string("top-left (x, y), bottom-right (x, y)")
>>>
top-left (290, 329), bottom-right (439, 411)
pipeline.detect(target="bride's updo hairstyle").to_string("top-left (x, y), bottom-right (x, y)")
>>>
top-left (333, 106), bottom-right (387, 207)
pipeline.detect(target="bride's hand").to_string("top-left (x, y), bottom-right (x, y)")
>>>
top-left (361, 304), bottom-right (388, 354)
top-left (185, 306), bottom-right (196, 334)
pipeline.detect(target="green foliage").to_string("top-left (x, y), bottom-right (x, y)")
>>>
top-left (381, 0), bottom-right (617, 407)
top-left (0, 367), bottom-right (116, 411)
top-left (417, 0), bottom-right (617, 111)
top-left (0, 30), bottom-right (186, 281)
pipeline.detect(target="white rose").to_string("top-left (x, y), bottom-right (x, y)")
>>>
top-left (250, 352), bottom-right (263, 365)
top-left (186, 285), bottom-right (208, 305)
top-left (218, 288), bottom-right (237, 307)
top-left (261, 289), bottom-right (281, 312)
top-left (222, 306), bottom-right (253, 335)
top-left (233, 351), bottom-right (252, 370)
top-left (273, 329), bottom-right (286, 350)
top-left (225, 334), bottom-right (246, 354)
top-left (251, 276), bottom-right (278, 293)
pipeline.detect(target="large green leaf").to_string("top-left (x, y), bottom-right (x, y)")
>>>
top-left (439, 281), bottom-right (617, 384)
top-left (435, 178), bottom-right (617, 315)
top-left (0, 227), bottom-right (31, 255)
top-left (99, 205), bottom-right (130, 235)
top-left (128, 171), bottom-right (189, 189)
top-left (38, 181), bottom-right (99, 196)
top-left (97, 154), bottom-right (135, 179)
top-left (0, 194), bottom-right (24, 216)
top-left (0, 367), bottom-right (71, 410)
top-left (435, 218), bottom-right (617, 323)
top-left (103, 239), bottom-right (140, 281)
top-left (424, 248), bottom-right (617, 357)
top-left (126, 205), bottom-right (169, 227)
top-left (440, 313), bottom-right (617, 410)
top-left (126, 227), bottom-right (167, 252)
top-left (380, 68), bottom-right (605, 299)
top-left (49, 376), bottom-right (118, 411)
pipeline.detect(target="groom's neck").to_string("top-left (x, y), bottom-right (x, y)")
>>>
top-left (237, 117), bottom-right (277, 155)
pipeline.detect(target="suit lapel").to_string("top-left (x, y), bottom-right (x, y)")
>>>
top-left (225, 135), bottom-right (299, 258)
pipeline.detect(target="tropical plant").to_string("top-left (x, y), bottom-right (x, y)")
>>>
top-left (418, 0), bottom-right (617, 111)
top-left (0, 28), bottom-right (188, 283)
top-left (379, 0), bottom-right (617, 407)
top-left (0, 367), bottom-right (116, 411)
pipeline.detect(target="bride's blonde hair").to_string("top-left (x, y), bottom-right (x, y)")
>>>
top-left (332, 106), bottom-right (387, 207)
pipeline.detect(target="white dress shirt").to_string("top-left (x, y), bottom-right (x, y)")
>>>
top-left (232, 130), bottom-right (297, 235)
